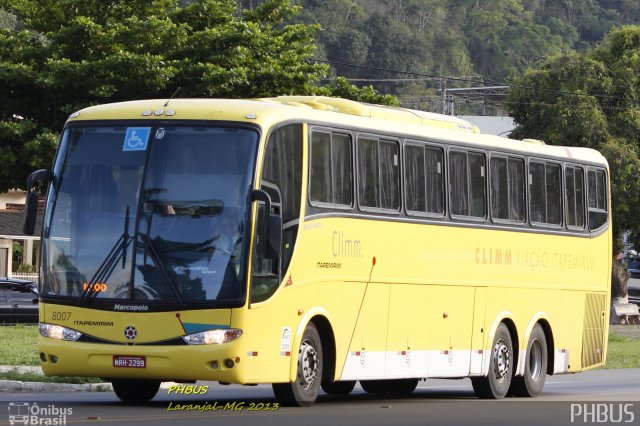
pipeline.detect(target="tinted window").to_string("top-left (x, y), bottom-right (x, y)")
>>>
top-left (565, 165), bottom-right (585, 229)
top-left (309, 131), bottom-right (353, 206)
top-left (449, 151), bottom-right (468, 216)
top-left (309, 131), bottom-right (331, 204)
top-left (380, 141), bottom-right (400, 210)
top-left (450, 150), bottom-right (485, 218)
top-left (333, 133), bottom-right (353, 206)
top-left (587, 169), bottom-right (608, 230)
top-left (405, 145), bottom-right (426, 212)
top-left (357, 137), bottom-right (400, 211)
top-left (508, 158), bottom-right (526, 222)
top-left (405, 144), bottom-right (444, 215)
top-left (529, 161), bottom-right (562, 225)
top-left (253, 124), bottom-right (303, 303)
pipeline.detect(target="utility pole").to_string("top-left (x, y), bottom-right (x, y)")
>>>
top-left (440, 79), bottom-right (447, 114)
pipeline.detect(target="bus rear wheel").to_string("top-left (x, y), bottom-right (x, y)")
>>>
top-left (321, 380), bottom-right (356, 395)
top-left (112, 379), bottom-right (161, 403)
top-left (510, 324), bottom-right (547, 397)
top-left (272, 323), bottom-right (323, 406)
top-left (472, 323), bottom-right (513, 399)
top-left (360, 379), bottom-right (419, 395)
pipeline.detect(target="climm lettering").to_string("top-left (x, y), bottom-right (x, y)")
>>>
top-left (332, 231), bottom-right (363, 258)
top-left (475, 248), bottom-right (512, 265)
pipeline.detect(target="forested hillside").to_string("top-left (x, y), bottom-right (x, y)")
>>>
top-left (243, 0), bottom-right (640, 103)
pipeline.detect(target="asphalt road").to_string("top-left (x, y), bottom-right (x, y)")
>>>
top-left (1, 369), bottom-right (639, 426)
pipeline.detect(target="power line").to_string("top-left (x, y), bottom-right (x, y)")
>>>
top-left (313, 58), bottom-right (640, 105)
top-left (314, 58), bottom-right (487, 85)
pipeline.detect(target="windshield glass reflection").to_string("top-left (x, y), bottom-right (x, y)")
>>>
top-left (43, 125), bottom-right (257, 305)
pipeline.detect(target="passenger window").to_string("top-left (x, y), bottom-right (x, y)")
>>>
top-left (449, 150), bottom-right (486, 218)
top-left (357, 136), bottom-right (400, 211)
top-left (587, 169), bottom-right (608, 231)
top-left (309, 131), bottom-right (331, 204)
top-left (380, 141), bottom-right (400, 210)
top-left (332, 133), bottom-right (353, 206)
top-left (404, 145), bottom-right (426, 212)
top-left (309, 131), bottom-right (353, 206)
top-left (529, 161), bottom-right (562, 226)
top-left (546, 163), bottom-right (562, 225)
top-left (357, 138), bottom-right (379, 208)
top-left (491, 156), bottom-right (525, 222)
top-left (405, 144), bottom-right (444, 216)
top-left (565, 165), bottom-right (585, 229)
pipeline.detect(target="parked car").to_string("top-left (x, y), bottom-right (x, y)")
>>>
top-left (0, 277), bottom-right (39, 324)
top-left (627, 251), bottom-right (640, 307)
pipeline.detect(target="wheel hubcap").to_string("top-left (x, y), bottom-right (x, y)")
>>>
top-left (299, 339), bottom-right (319, 390)
top-left (529, 338), bottom-right (542, 381)
top-left (493, 338), bottom-right (511, 383)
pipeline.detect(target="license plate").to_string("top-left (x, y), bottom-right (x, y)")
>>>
top-left (113, 355), bottom-right (146, 368)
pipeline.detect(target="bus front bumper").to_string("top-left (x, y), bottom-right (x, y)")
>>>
top-left (38, 336), bottom-right (249, 383)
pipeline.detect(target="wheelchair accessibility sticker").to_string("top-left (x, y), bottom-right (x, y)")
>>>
top-left (123, 127), bottom-right (151, 151)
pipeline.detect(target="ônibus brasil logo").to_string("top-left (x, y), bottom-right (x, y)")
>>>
top-left (8, 402), bottom-right (72, 425)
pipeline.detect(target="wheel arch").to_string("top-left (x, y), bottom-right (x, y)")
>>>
top-left (289, 308), bottom-right (336, 383)
top-left (515, 314), bottom-right (554, 377)
top-left (537, 318), bottom-right (555, 375)
top-left (310, 315), bottom-right (337, 382)
top-left (484, 312), bottom-right (519, 377)
top-left (501, 317), bottom-right (520, 375)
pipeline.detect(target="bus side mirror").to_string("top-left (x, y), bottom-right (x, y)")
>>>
top-left (23, 169), bottom-right (50, 235)
top-left (252, 189), bottom-right (282, 260)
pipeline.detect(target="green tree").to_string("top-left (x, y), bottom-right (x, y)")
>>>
top-left (507, 26), bottom-right (640, 258)
top-left (452, 0), bottom-right (573, 81)
top-left (0, 0), bottom-right (328, 192)
top-left (318, 76), bottom-right (401, 106)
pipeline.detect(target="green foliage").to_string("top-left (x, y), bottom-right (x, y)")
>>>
top-left (508, 26), bottom-right (640, 251)
top-left (0, 0), bottom-right (328, 192)
top-left (317, 77), bottom-right (400, 106)
top-left (0, 324), bottom-right (39, 365)
top-left (604, 334), bottom-right (640, 369)
top-left (16, 263), bottom-right (35, 273)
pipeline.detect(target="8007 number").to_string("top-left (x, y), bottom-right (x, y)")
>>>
top-left (51, 311), bottom-right (71, 321)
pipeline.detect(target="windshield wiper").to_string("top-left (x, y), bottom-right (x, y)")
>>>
top-left (79, 206), bottom-right (132, 304)
top-left (140, 232), bottom-right (184, 305)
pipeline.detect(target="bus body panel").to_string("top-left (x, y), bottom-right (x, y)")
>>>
top-left (32, 97), bottom-right (611, 400)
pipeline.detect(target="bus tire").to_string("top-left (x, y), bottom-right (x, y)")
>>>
top-left (272, 322), bottom-right (323, 406)
top-left (472, 323), bottom-right (513, 399)
top-left (321, 380), bottom-right (356, 395)
top-left (112, 379), bottom-right (160, 403)
top-left (510, 324), bottom-right (547, 397)
top-left (360, 379), bottom-right (419, 395)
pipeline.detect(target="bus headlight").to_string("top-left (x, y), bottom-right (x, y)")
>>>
top-left (182, 329), bottom-right (242, 345)
top-left (39, 324), bottom-right (82, 341)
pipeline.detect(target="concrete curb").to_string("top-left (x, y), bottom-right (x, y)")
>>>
top-left (0, 366), bottom-right (182, 392)
top-left (0, 379), bottom-right (112, 392)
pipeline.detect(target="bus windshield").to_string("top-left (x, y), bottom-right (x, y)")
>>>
top-left (42, 125), bottom-right (258, 306)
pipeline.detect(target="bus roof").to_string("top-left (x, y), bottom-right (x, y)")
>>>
top-left (68, 97), bottom-right (607, 166)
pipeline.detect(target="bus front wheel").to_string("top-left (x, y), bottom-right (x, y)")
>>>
top-left (112, 379), bottom-right (161, 404)
top-left (272, 323), bottom-right (323, 406)
top-left (472, 323), bottom-right (513, 399)
top-left (510, 324), bottom-right (547, 397)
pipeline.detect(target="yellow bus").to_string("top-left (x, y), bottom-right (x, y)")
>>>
top-left (24, 96), bottom-right (611, 405)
